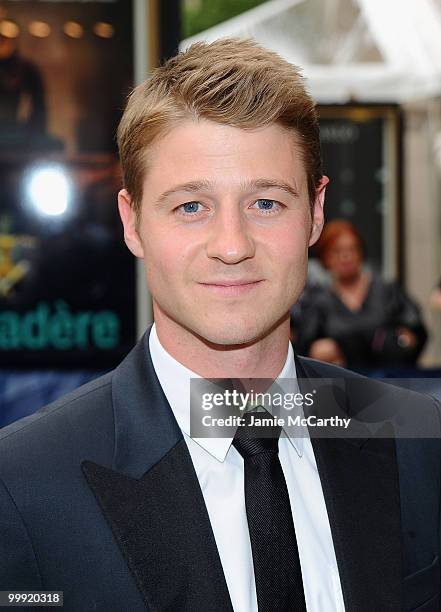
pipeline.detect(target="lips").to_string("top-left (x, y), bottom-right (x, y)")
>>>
top-left (199, 279), bottom-right (263, 286)
top-left (197, 279), bottom-right (264, 296)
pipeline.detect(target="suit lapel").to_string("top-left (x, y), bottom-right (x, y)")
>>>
top-left (296, 356), bottom-right (403, 611)
top-left (310, 435), bottom-right (402, 611)
top-left (82, 330), bottom-right (233, 612)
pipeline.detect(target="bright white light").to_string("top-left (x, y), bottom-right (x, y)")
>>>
top-left (28, 167), bottom-right (71, 217)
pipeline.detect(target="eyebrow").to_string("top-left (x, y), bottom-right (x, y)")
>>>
top-left (156, 180), bottom-right (213, 204)
top-left (242, 178), bottom-right (299, 199)
top-left (155, 178), bottom-right (300, 205)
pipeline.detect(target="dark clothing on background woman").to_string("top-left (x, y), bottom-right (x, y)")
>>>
top-left (292, 276), bottom-right (427, 368)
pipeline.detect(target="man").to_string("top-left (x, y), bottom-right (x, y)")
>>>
top-left (0, 39), bottom-right (440, 612)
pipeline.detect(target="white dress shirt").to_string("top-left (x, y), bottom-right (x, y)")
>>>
top-left (149, 324), bottom-right (345, 612)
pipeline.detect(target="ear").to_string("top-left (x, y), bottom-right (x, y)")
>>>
top-left (308, 175), bottom-right (328, 247)
top-left (118, 189), bottom-right (144, 258)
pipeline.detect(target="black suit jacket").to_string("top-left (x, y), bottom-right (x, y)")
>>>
top-left (0, 328), bottom-right (440, 611)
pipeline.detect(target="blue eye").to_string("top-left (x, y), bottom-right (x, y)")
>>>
top-left (256, 199), bottom-right (274, 210)
top-left (252, 199), bottom-right (280, 213)
top-left (180, 201), bottom-right (201, 214)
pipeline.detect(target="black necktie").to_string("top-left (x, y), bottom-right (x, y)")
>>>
top-left (233, 414), bottom-right (307, 612)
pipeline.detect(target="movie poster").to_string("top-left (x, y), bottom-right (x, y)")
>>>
top-left (0, 0), bottom-right (136, 367)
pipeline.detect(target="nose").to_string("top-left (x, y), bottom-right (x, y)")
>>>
top-left (206, 203), bottom-right (255, 264)
top-left (339, 247), bottom-right (357, 263)
top-left (340, 250), bottom-right (352, 262)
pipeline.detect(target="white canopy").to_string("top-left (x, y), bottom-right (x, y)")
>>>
top-left (180, 0), bottom-right (441, 103)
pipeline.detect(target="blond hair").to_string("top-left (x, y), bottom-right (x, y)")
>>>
top-left (117, 38), bottom-right (322, 218)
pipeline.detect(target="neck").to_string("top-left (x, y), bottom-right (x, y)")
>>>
top-left (152, 309), bottom-right (291, 380)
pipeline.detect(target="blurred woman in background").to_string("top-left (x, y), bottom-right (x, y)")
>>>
top-left (292, 220), bottom-right (427, 369)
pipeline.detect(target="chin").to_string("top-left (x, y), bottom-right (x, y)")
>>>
top-left (189, 314), bottom-right (283, 348)
top-left (194, 324), bottom-right (258, 347)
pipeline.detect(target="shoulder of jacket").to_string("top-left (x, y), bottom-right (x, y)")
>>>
top-left (297, 355), bottom-right (440, 410)
top-left (0, 370), bottom-right (114, 446)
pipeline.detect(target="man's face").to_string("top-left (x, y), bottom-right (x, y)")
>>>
top-left (119, 119), bottom-right (326, 345)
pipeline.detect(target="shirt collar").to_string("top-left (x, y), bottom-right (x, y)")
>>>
top-left (149, 323), bottom-right (304, 461)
